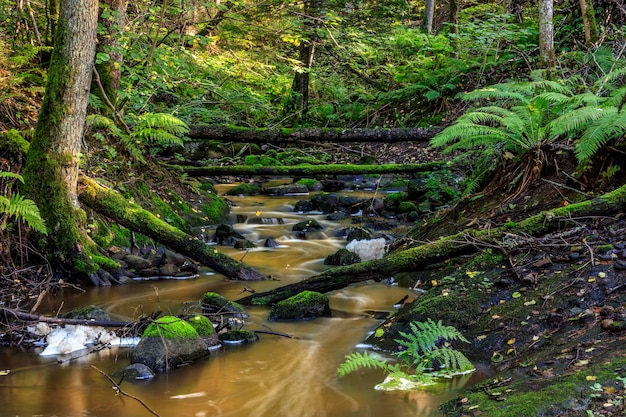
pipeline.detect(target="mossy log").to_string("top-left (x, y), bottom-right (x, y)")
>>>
top-left (238, 183), bottom-right (626, 304)
top-left (78, 176), bottom-right (267, 281)
top-left (188, 125), bottom-right (440, 143)
top-left (180, 161), bottom-right (445, 177)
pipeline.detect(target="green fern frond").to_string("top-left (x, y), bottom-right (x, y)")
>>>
top-left (0, 172), bottom-right (24, 183)
top-left (431, 124), bottom-right (507, 150)
top-left (576, 109), bottom-right (626, 162)
top-left (598, 66), bottom-right (626, 87)
top-left (461, 87), bottom-right (526, 103)
top-left (136, 113), bottom-right (189, 135)
top-left (0, 194), bottom-right (47, 234)
top-left (338, 351), bottom-right (391, 378)
top-left (86, 114), bottom-right (123, 138)
top-left (550, 106), bottom-right (606, 138)
top-left (427, 347), bottom-right (475, 374)
top-left (133, 128), bottom-right (183, 145)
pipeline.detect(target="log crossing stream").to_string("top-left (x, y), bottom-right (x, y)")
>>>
top-left (0, 184), bottom-right (481, 417)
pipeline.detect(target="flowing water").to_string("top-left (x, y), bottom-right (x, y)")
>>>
top-left (0, 185), bottom-right (482, 417)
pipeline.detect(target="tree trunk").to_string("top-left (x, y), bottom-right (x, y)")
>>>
top-left (180, 162), bottom-right (445, 177)
top-left (579, 0), bottom-right (599, 46)
top-left (539, 0), bottom-right (556, 68)
top-left (187, 125), bottom-right (440, 143)
top-left (94, 0), bottom-right (127, 108)
top-left (287, 0), bottom-right (328, 118)
top-left (422, 0), bottom-right (435, 33)
top-left (78, 176), bottom-right (268, 281)
top-left (23, 0), bottom-right (99, 269)
top-left (238, 182), bottom-right (626, 304)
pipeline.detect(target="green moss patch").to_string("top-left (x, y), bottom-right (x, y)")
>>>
top-left (186, 315), bottom-right (215, 337)
top-left (142, 316), bottom-right (199, 339)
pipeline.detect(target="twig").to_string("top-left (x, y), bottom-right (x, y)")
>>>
top-left (92, 365), bottom-right (162, 417)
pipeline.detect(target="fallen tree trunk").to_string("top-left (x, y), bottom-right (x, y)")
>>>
top-left (179, 161), bottom-right (445, 177)
top-left (1, 307), bottom-right (129, 327)
top-left (78, 176), bottom-right (267, 281)
top-left (238, 182), bottom-right (626, 304)
top-left (187, 125), bottom-right (440, 143)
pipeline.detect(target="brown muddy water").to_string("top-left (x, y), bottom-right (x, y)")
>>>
top-left (0, 185), bottom-right (483, 417)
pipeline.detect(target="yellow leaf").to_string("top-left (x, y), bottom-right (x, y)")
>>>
top-left (524, 300), bottom-right (536, 306)
top-left (574, 359), bottom-right (590, 367)
top-left (431, 280), bottom-right (437, 287)
top-left (586, 375), bottom-right (597, 381)
top-left (507, 338), bottom-right (516, 345)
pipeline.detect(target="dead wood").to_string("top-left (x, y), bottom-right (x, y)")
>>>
top-left (1, 307), bottom-right (129, 327)
top-left (78, 175), bottom-right (267, 281)
top-left (237, 182), bottom-right (626, 305)
top-left (187, 125), bottom-right (440, 143)
top-left (179, 161), bottom-right (445, 177)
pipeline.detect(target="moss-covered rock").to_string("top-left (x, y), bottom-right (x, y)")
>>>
top-left (219, 329), bottom-right (258, 344)
top-left (186, 314), bottom-right (215, 337)
top-left (201, 292), bottom-right (248, 319)
top-left (268, 291), bottom-right (331, 321)
top-left (292, 219), bottom-right (324, 232)
top-left (141, 316), bottom-right (199, 339)
top-left (61, 305), bottom-right (110, 321)
top-left (324, 248), bottom-right (361, 266)
top-left (130, 336), bottom-right (209, 372)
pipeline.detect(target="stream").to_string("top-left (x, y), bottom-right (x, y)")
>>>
top-left (0, 184), bottom-right (482, 417)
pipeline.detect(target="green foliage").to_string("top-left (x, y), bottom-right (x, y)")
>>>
top-left (338, 319), bottom-right (474, 389)
top-left (86, 112), bottom-right (188, 163)
top-left (0, 172), bottom-right (47, 234)
top-left (395, 319), bottom-right (473, 373)
top-left (338, 351), bottom-right (396, 378)
top-left (142, 316), bottom-right (199, 339)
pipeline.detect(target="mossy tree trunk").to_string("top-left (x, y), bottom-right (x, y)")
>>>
top-left (23, 0), bottom-right (99, 274)
top-left (238, 182), bottom-right (626, 304)
top-left (578, 0), bottom-right (599, 46)
top-left (78, 176), bottom-right (268, 281)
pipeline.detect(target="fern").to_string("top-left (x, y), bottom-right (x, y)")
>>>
top-left (0, 193), bottom-right (47, 234)
top-left (395, 319), bottom-right (470, 371)
top-left (337, 351), bottom-right (392, 378)
top-left (133, 113), bottom-right (189, 145)
top-left (337, 319), bottom-right (475, 389)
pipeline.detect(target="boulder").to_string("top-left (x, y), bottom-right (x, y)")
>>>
top-left (130, 337), bottom-right (209, 372)
top-left (201, 292), bottom-right (249, 319)
top-left (268, 291), bottom-right (331, 321)
top-left (324, 248), bottom-right (361, 266)
top-left (131, 315), bottom-right (210, 372)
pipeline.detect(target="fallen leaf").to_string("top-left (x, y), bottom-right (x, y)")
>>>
top-left (574, 359), bottom-right (590, 367)
top-left (586, 375), bottom-right (597, 381)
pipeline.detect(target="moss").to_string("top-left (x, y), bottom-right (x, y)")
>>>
top-left (150, 194), bottom-right (190, 233)
top-left (268, 290), bottom-right (330, 320)
top-left (0, 129), bottom-right (30, 155)
top-left (398, 201), bottom-right (418, 214)
top-left (200, 195), bottom-right (229, 224)
top-left (383, 191), bottom-right (407, 210)
top-left (224, 183), bottom-right (261, 196)
top-left (142, 316), bottom-right (199, 339)
top-left (90, 254), bottom-right (120, 270)
top-left (296, 178), bottom-right (319, 189)
top-left (186, 315), bottom-right (215, 337)
top-left (220, 329), bottom-right (257, 343)
top-left (443, 358), bottom-right (626, 416)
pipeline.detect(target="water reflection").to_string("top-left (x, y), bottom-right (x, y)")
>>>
top-left (0, 187), bottom-right (479, 417)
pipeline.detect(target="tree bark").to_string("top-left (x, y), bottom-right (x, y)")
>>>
top-left (180, 162), bottom-right (445, 177)
top-left (539, 0), bottom-right (556, 68)
top-left (187, 125), bottom-right (440, 143)
top-left (1, 307), bottom-right (129, 328)
top-left (95, 0), bottom-right (127, 108)
top-left (422, 0), bottom-right (435, 33)
top-left (238, 182), bottom-right (626, 304)
top-left (78, 176), bottom-right (268, 281)
top-left (287, 0), bottom-right (328, 117)
top-left (23, 0), bottom-right (99, 267)
top-left (579, 0), bottom-right (599, 46)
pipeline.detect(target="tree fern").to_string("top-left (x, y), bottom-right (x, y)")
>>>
top-left (337, 351), bottom-right (393, 378)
